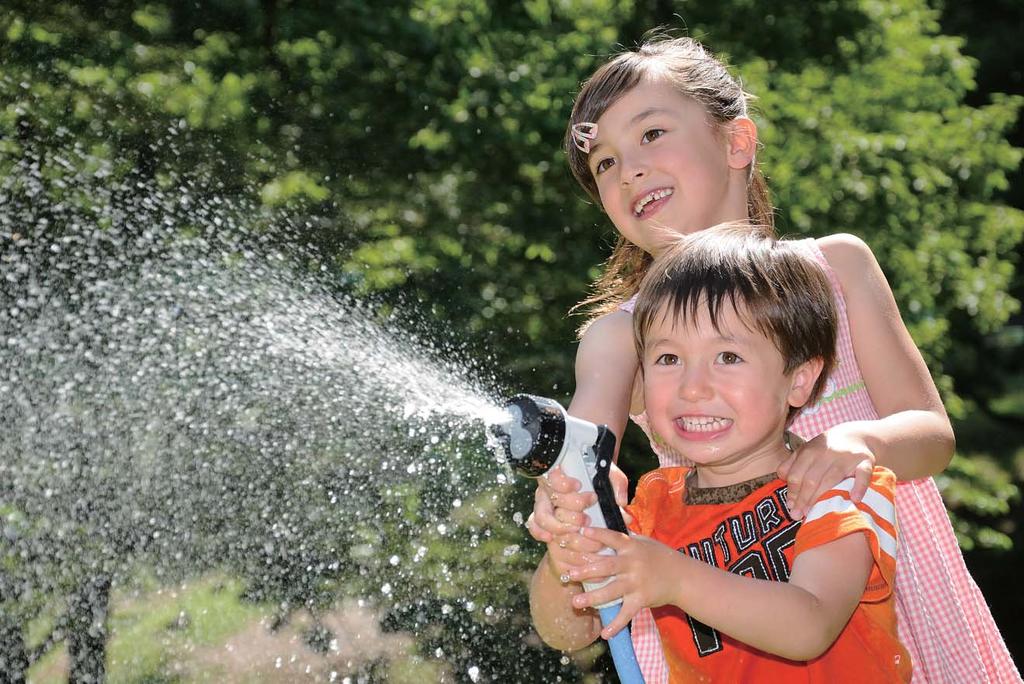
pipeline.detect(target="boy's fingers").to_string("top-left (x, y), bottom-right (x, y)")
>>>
top-left (601, 609), bottom-right (634, 641)
top-left (571, 580), bottom-right (618, 610)
top-left (568, 557), bottom-right (616, 583)
top-left (553, 533), bottom-right (603, 555)
top-left (580, 525), bottom-right (630, 548)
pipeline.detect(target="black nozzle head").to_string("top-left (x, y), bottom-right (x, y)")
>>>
top-left (490, 394), bottom-right (566, 477)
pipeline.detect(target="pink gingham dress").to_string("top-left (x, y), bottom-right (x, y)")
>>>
top-left (620, 238), bottom-right (1020, 683)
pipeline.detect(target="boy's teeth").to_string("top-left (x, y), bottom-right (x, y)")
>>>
top-left (677, 416), bottom-right (732, 432)
top-left (634, 188), bottom-right (673, 216)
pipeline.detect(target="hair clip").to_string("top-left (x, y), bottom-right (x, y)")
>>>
top-left (571, 122), bottom-right (598, 154)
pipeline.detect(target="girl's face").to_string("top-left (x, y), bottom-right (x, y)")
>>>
top-left (587, 80), bottom-right (754, 254)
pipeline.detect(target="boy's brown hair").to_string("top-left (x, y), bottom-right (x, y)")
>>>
top-left (632, 224), bottom-right (837, 420)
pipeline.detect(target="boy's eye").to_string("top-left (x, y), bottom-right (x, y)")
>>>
top-left (717, 351), bottom-right (742, 365)
top-left (594, 157), bottom-right (615, 174)
top-left (654, 353), bottom-right (679, 366)
top-left (641, 128), bottom-right (665, 144)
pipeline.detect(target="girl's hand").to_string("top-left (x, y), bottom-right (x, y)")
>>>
top-left (526, 466), bottom-right (602, 577)
top-left (777, 426), bottom-right (875, 520)
top-left (526, 465), bottom-right (630, 577)
top-left (567, 527), bottom-right (681, 639)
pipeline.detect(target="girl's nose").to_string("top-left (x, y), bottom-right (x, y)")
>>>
top-left (620, 155), bottom-right (647, 185)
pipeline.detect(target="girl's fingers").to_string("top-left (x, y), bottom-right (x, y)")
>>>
top-left (609, 463), bottom-right (630, 507)
top-left (849, 460), bottom-right (873, 503)
top-left (793, 462), bottom-right (828, 514)
top-left (526, 513), bottom-right (552, 543)
top-left (776, 451), bottom-right (795, 480)
top-left (553, 506), bottom-right (591, 528)
top-left (545, 466), bottom-right (582, 495)
top-left (782, 452), bottom-right (814, 519)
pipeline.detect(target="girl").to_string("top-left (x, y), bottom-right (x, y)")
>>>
top-left (527, 35), bottom-right (1019, 683)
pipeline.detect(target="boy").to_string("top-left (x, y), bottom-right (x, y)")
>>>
top-left (529, 225), bottom-right (911, 682)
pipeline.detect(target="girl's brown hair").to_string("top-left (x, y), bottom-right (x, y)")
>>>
top-left (567, 34), bottom-right (774, 332)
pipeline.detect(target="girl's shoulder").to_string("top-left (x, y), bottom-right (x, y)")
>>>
top-left (813, 233), bottom-right (878, 278)
top-left (578, 308), bottom-right (634, 355)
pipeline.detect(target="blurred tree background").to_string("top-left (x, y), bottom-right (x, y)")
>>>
top-left (1, 0), bottom-right (1021, 681)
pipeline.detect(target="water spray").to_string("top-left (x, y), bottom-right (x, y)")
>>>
top-left (491, 394), bottom-right (644, 684)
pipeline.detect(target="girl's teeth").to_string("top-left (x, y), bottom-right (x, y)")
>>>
top-left (678, 417), bottom-right (732, 432)
top-left (634, 188), bottom-right (673, 216)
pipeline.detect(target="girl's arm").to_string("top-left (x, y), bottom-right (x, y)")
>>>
top-left (570, 526), bottom-right (874, 661)
top-left (781, 234), bottom-right (955, 516)
top-left (566, 309), bottom-right (639, 452)
top-left (818, 233), bottom-right (955, 479)
top-left (527, 310), bottom-right (635, 547)
top-left (529, 551), bottom-right (602, 651)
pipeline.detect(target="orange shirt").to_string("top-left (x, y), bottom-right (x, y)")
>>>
top-left (625, 467), bottom-right (911, 683)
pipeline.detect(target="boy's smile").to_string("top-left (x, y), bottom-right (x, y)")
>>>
top-left (673, 414), bottom-right (733, 439)
top-left (642, 301), bottom-right (820, 486)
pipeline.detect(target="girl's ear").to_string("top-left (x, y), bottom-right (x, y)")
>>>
top-left (726, 117), bottom-right (758, 171)
top-left (787, 357), bottom-right (825, 409)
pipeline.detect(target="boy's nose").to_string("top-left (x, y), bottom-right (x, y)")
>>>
top-left (678, 367), bottom-right (713, 401)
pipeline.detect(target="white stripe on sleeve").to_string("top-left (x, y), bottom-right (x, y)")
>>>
top-left (804, 495), bottom-right (897, 561)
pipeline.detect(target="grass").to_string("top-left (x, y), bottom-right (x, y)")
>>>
top-left (29, 575), bottom-right (272, 683)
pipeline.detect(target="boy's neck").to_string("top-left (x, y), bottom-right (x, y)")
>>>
top-left (691, 436), bottom-right (793, 489)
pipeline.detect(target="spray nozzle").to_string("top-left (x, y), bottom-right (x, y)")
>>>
top-left (489, 394), bottom-right (567, 477)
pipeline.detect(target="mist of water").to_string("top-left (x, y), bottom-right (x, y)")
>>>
top-left (0, 140), bottom-right (558, 682)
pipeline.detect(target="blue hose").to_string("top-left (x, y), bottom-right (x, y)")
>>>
top-left (598, 603), bottom-right (645, 683)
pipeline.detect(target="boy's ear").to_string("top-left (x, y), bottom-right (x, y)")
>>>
top-left (726, 117), bottom-right (758, 171)
top-left (787, 357), bottom-right (825, 409)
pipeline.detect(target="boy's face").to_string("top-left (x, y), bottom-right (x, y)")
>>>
top-left (641, 300), bottom-right (820, 483)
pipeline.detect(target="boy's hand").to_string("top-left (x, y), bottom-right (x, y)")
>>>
top-left (777, 426), bottom-right (874, 519)
top-left (566, 526), bottom-right (681, 640)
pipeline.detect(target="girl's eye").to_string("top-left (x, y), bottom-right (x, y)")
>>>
top-left (717, 351), bottom-right (742, 365)
top-left (594, 157), bottom-right (615, 174)
top-left (641, 128), bottom-right (665, 144)
top-left (655, 353), bottom-right (679, 366)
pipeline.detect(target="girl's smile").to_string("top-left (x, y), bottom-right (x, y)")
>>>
top-left (633, 187), bottom-right (674, 218)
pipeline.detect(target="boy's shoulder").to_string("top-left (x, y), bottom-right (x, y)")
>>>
top-left (798, 466), bottom-right (898, 567)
